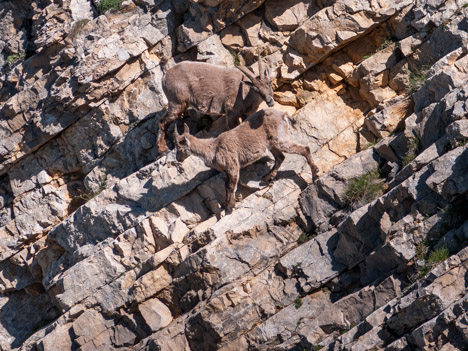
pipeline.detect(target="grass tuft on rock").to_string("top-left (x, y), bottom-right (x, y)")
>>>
top-left (98, 0), bottom-right (123, 14)
top-left (415, 243), bottom-right (450, 279)
top-left (402, 135), bottom-right (421, 166)
top-left (6, 51), bottom-right (25, 66)
top-left (230, 50), bottom-right (240, 66)
top-left (406, 67), bottom-right (429, 95)
top-left (427, 246), bottom-right (450, 266)
top-left (78, 178), bottom-right (107, 202)
top-left (345, 169), bottom-right (384, 207)
top-left (297, 231), bottom-right (315, 244)
top-left (362, 38), bottom-right (393, 59)
top-left (128, 118), bottom-right (144, 132)
top-left (294, 297), bottom-right (303, 309)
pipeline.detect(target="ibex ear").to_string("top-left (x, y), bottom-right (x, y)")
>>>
top-left (183, 123), bottom-right (190, 136)
top-left (263, 65), bottom-right (270, 79)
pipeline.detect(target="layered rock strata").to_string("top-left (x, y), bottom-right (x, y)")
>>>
top-left (0, 0), bottom-right (467, 350)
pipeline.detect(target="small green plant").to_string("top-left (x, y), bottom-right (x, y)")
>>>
top-left (6, 54), bottom-right (19, 65)
top-left (456, 138), bottom-right (468, 147)
top-left (402, 135), bottom-right (421, 166)
top-left (128, 119), bottom-right (143, 132)
top-left (406, 67), bottom-right (429, 95)
top-left (345, 169), bottom-right (384, 207)
top-left (362, 38), bottom-right (392, 60)
top-left (69, 18), bottom-right (90, 38)
top-left (6, 51), bottom-right (25, 66)
top-left (417, 264), bottom-right (430, 278)
top-left (361, 138), bottom-right (380, 151)
top-left (337, 328), bottom-right (348, 336)
top-left (230, 50), bottom-right (240, 66)
top-left (313, 346), bottom-right (323, 351)
top-left (297, 231), bottom-right (315, 244)
top-left (98, 0), bottom-right (123, 14)
top-left (378, 38), bottom-right (392, 51)
top-left (444, 141), bottom-right (454, 152)
top-left (294, 297), bottom-right (303, 309)
top-left (415, 241), bottom-right (450, 279)
top-left (415, 240), bottom-right (429, 261)
top-left (441, 18), bottom-right (451, 31)
top-left (427, 245), bottom-right (449, 266)
top-left (463, 3), bottom-right (468, 9)
top-left (78, 178), bottom-right (107, 202)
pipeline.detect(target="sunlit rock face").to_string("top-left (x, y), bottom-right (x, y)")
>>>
top-left (1, 0), bottom-right (468, 350)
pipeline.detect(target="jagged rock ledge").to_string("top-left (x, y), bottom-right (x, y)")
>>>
top-left (1, 0), bottom-right (468, 350)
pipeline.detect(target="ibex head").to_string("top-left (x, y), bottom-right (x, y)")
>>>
top-left (237, 54), bottom-right (274, 107)
top-left (173, 123), bottom-right (192, 162)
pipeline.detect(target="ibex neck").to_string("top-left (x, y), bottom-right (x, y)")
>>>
top-left (188, 135), bottom-right (216, 166)
top-left (247, 89), bottom-right (263, 109)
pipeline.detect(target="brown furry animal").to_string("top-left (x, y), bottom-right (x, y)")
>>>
top-left (173, 108), bottom-right (319, 212)
top-left (157, 57), bottom-right (274, 152)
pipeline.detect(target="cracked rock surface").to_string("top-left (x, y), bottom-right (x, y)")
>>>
top-left (1, 0), bottom-right (468, 350)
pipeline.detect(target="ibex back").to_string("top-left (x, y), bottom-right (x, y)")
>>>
top-left (157, 57), bottom-right (274, 152)
top-left (174, 109), bottom-right (319, 213)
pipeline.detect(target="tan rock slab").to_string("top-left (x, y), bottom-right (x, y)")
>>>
top-left (265, 0), bottom-right (310, 31)
top-left (220, 24), bottom-right (245, 49)
top-left (138, 298), bottom-right (173, 332)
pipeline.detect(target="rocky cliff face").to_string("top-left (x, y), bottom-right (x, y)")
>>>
top-left (1, 0), bottom-right (468, 350)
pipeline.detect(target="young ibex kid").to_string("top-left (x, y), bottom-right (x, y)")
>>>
top-left (173, 109), bottom-right (319, 213)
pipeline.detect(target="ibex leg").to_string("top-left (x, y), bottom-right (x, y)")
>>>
top-left (263, 148), bottom-right (285, 182)
top-left (223, 169), bottom-right (239, 213)
top-left (226, 113), bottom-right (242, 130)
top-left (276, 142), bottom-right (319, 180)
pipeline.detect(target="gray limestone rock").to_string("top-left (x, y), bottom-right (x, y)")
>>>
top-left (1, 1), bottom-right (468, 351)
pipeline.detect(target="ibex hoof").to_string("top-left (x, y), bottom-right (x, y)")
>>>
top-left (262, 174), bottom-right (275, 183)
top-left (223, 203), bottom-right (235, 215)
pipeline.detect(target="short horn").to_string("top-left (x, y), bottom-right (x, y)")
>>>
top-left (257, 53), bottom-right (264, 77)
top-left (183, 123), bottom-right (190, 135)
top-left (236, 65), bottom-right (256, 82)
top-left (173, 123), bottom-right (180, 138)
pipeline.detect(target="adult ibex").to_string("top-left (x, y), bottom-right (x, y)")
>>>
top-left (157, 56), bottom-right (275, 152)
top-left (173, 108), bottom-right (319, 213)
